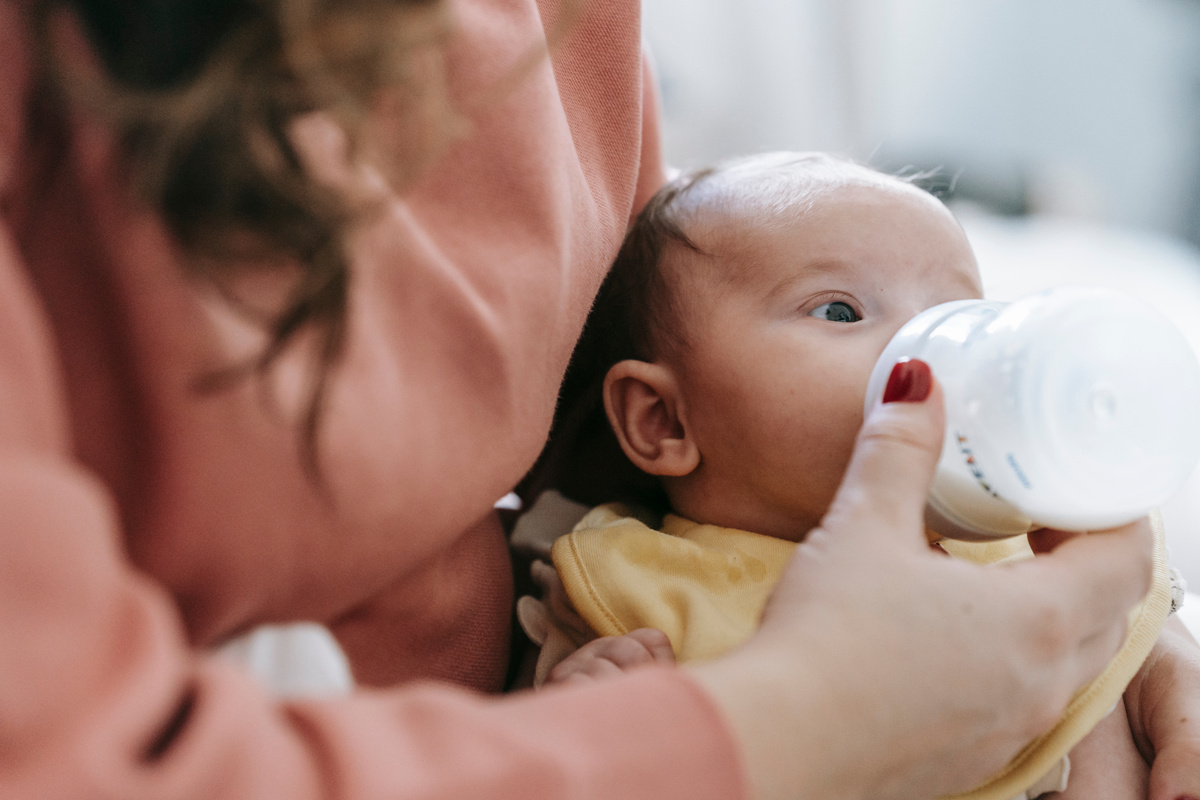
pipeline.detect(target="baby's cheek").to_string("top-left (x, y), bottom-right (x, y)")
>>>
top-left (772, 406), bottom-right (863, 516)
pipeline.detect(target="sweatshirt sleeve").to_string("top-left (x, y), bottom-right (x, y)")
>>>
top-left (0, 225), bottom-right (747, 800)
top-left (0, 457), bottom-right (746, 799)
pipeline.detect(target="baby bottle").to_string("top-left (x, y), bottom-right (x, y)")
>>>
top-left (863, 286), bottom-right (1200, 541)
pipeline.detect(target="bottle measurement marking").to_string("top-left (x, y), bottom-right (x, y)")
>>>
top-left (1005, 453), bottom-right (1032, 489)
top-left (956, 433), bottom-right (1001, 498)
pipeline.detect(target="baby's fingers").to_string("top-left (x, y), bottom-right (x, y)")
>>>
top-left (624, 628), bottom-right (677, 664)
top-left (546, 629), bottom-right (675, 686)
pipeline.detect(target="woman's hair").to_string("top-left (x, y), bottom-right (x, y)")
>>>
top-left (34, 0), bottom-right (454, 477)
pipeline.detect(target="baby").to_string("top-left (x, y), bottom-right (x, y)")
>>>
top-left (520, 153), bottom-right (1167, 800)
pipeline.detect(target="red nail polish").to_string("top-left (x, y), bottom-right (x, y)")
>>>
top-left (882, 357), bottom-right (932, 404)
top-left (1175, 796), bottom-right (1200, 800)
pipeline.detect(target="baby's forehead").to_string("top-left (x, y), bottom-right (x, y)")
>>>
top-left (662, 156), bottom-right (927, 286)
top-left (677, 155), bottom-right (922, 240)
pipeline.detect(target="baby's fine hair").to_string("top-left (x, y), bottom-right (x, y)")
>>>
top-left (594, 151), bottom-right (924, 366)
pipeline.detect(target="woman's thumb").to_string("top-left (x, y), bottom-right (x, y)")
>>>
top-left (822, 359), bottom-right (946, 544)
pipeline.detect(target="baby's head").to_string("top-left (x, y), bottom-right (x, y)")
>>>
top-left (578, 152), bottom-right (984, 541)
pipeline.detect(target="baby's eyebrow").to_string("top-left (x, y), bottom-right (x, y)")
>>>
top-left (762, 259), bottom-right (856, 302)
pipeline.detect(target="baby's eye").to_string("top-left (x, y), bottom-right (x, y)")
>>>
top-left (809, 301), bottom-right (860, 323)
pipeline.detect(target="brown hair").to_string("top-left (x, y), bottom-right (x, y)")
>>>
top-left (517, 167), bottom-right (716, 511)
top-left (584, 168), bottom-right (713, 364)
top-left (34, 0), bottom-right (454, 477)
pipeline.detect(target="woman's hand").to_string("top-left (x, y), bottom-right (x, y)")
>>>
top-left (689, 363), bottom-right (1154, 800)
top-left (1125, 615), bottom-right (1200, 800)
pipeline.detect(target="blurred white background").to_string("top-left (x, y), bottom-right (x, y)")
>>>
top-left (645, 0), bottom-right (1200, 237)
top-left (644, 0), bottom-right (1200, 587)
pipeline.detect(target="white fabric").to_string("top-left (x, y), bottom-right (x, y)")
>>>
top-left (217, 623), bottom-right (353, 698)
top-left (1179, 592), bottom-right (1200, 638)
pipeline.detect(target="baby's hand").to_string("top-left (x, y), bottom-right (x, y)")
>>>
top-left (544, 628), bottom-right (675, 686)
top-left (1124, 616), bottom-right (1200, 800)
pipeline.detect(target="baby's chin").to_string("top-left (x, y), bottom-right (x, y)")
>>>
top-left (765, 514), bottom-right (827, 544)
top-left (665, 475), bottom-right (835, 541)
top-left (756, 492), bottom-right (842, 542)
top-left (676, 501), bottom-right (826, 543)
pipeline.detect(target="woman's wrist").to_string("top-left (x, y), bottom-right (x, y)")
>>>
top-left (687, 645), bottom-right (848, 800)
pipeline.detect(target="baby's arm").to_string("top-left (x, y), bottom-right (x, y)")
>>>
top-left (1046, 698), bottom-right (1148, 800)
top-left (1124, 615), bottom-right (1200, 799)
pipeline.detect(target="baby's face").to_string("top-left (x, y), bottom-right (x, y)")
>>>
top-left (664, 182), bottom-right (982, 540)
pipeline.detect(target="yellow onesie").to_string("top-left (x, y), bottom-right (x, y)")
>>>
top-left (551, 503), bottom-right (1172, 800)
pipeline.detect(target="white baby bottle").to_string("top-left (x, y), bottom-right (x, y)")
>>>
top-left (863, 286), bottom-right (1200, 540)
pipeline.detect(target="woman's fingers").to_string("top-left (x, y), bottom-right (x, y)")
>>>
top-left (820, 367), bottom-right (945, 551)
top-left (1021, 520), bottom-right (1153, 700)
top-left (1020, 517), bottom-right (1153, 664)
top-left (1026, 527), bottom-right (1080, 554)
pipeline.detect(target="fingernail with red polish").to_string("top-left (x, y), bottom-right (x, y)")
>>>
top-left (1174, 796), bottom-right (1200, 800)
top-left (882, 357), bottom-right (932, 404)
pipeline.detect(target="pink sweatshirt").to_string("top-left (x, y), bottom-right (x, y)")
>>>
top-left (0, 0), bottom-right (746, 797)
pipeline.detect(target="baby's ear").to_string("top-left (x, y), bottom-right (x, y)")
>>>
top-left (603, 360), bottom-right (700, 477)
